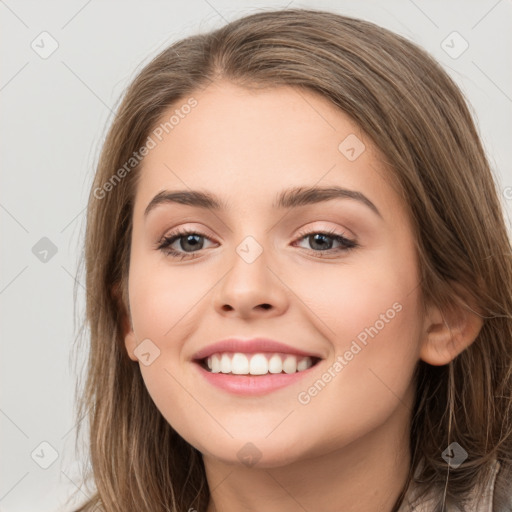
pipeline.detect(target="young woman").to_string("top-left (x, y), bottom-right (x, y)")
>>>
top-left (69, 8), bottom-right (512, 512)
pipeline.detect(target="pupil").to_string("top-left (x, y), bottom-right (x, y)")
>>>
top-left (310, 233), bottom-right (332, 250)
top-left (182, 234), bottom-right (203, 252)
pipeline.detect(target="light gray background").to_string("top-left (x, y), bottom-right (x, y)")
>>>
top-left (1, 0), bottom-right (511, 510)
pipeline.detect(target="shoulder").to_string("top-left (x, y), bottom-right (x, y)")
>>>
top-left (492, 460), bottom-right (512, 512)
top-left (398, 459), bottom-right (511, 512)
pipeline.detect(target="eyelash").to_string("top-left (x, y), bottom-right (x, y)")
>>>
top-left (156, 227), bottom-right (359, 261)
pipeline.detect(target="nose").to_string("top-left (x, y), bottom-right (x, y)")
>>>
top-left (213, 239), bottom-right (289, 319)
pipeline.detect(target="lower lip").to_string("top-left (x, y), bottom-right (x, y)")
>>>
top-left (193, 360), bottom-right (320, 396)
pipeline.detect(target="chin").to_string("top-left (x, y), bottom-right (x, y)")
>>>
top-left (196, 435), bottom-right (313, 470)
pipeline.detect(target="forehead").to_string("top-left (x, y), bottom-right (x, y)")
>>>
top-left (132, 81), bottom-right (402, 220)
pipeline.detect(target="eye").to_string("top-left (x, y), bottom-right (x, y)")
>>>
top-left (157, 227), bottom-right (358, 261)
top-left (157, 228), bottom-right (216, 261)
top-left (293, 228), bottom-right (358, 256)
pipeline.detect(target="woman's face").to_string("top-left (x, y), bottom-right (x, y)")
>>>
top-left (123, 80), bottom-right (425, 467)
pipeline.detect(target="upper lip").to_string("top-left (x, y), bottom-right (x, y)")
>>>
top-left (192, 338), bottom-right (324, 361)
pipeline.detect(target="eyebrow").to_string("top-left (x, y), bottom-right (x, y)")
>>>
top-left (144, 185), bottom-right (382, 218)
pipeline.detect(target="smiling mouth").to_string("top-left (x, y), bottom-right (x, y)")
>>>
top-left (195, 352), bottom-right (322, 376)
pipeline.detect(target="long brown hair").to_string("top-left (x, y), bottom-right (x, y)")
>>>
top-left (68, 8), bottom-right (512, 511)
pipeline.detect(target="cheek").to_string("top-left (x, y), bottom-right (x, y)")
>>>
top-left (126, 259), bottom-right (207, 436)
top-left (294, 248), bottom-right (420, 346)
top-left (303, 293), bottom-right (421, 442)
top-left (295, 249), bottom-right (423, 395)
top-left (288, 272), bottom-right (421, 449)
top-left (128, 255), bottom-right (209, 344)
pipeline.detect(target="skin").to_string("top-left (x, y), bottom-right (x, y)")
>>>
top-left (123, 80), bottom-right (483, 512)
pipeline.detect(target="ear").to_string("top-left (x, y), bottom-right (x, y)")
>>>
top-left (420, 285), bottom-right (484, 366)
top-left (111, 282), bottom-right (138, 362)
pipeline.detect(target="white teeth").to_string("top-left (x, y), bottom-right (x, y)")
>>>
top-left (282, 355), bottom-right (297, 374)
top-left (220, 354), bottom-right (231, 373)
top-left (268, 354), bottom-right (283, 374)
top-left (204, 352), bottom-right (314, 375)
top-left (249, 354), bottom-right (268, 375)
top-left (211, 354), bottom-right (220, 373)
top-left (231, 353), bottom-right (249, 374)
top-left (297, 357), bottom-right (310, 372)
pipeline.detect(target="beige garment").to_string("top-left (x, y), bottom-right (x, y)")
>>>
top-left (397, 461), bottom-right (501, 512)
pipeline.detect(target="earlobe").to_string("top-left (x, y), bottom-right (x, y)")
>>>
top-left (420, 293), bottom-right (484, 366)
